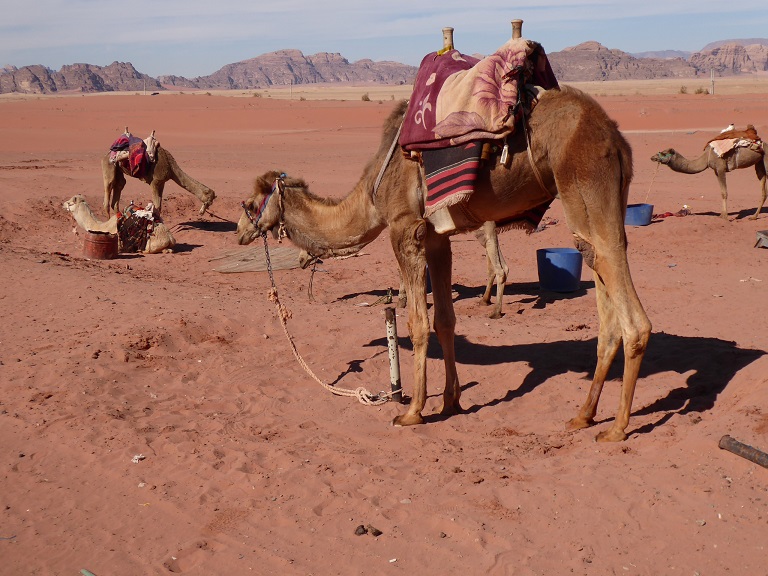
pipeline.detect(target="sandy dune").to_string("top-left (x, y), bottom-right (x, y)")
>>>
top-left (1, 80), bottom-right (767, 575)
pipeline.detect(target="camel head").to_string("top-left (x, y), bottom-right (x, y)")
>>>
top-left (62, 194), bottom-right (88, 214)
top-left (237, 170), bottom-right (302, 245)
top-left (144, 130), bottom-right (160, 162)
top-left (651, 149), bottom-right (676, 165)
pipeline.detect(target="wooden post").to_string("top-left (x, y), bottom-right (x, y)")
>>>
top-left (442, 27), bottom-right (454, 51)
top-left (385, 307), bottom-right (402, 402)
top-left (511, 19), bottom-right (523, 39)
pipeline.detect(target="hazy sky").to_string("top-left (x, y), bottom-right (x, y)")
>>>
top-left (2, 1), bottom-right (767, 78)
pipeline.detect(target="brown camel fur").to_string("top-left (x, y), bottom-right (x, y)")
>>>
top-left (63, 194), bottom-right (176, 254)
top-left (651, 144), bottom-right (767, 220)
top-left (102, 133), bottom-right (216, 217)
top-left (238, 86), bottom-right (651, 442)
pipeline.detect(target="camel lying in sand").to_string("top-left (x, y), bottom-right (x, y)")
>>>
top-left (63, 194), bottom-right (176, 254)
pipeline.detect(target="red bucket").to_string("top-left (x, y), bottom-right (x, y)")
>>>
top-left (83, 231), bottom-right (118, 259)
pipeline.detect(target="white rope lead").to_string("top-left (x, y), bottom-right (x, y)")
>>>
top-left (262, 233), bottom-right (393, 406)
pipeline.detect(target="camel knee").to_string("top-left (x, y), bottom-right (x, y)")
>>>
top-left (624, 320), bottom-right (652, 359)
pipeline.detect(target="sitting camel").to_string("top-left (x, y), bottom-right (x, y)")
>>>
top-left (63, 194), bottom-right (176, 254)
top-left (651, 128), bottom-right (767, 219)
top-left (238, 87), bottom-right (651, 442)
top-left (102, 129), bottom-right (216, 217)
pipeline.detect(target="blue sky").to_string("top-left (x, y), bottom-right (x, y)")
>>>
top-left (2, 1), bottom-right (767, 78)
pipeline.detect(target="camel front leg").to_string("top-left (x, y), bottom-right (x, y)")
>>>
top-left (151, 181), bottom-right (166, 213)
top-left (476, 222), bottom-right (507, 319)
top-left (715, 170), bottom-right (729, 219)
top-left (103, 163), bottom-right (126, 217)
top-left (425, 231), bottom-right (461, 415)
top-left (390, 219), bottom-right (429, 426)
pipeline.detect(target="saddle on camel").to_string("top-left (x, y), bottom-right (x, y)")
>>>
top-left (704, 124), bottom-right (763, 158)
top-left (399, 24), bottom-right (560, 234)
top-left (108, 127), bottom-right (158, 178)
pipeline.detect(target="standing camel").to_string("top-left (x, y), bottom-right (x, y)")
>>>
top-left (102, 131), bottom-right (216, 217)
top-left (651, 145), bottom-right (767, 220)
top-left (238, 86), bottom-right (651, 442)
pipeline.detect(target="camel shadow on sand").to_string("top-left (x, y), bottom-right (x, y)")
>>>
top-left (362, 328), bottom-right (765, 437)
top-left (168, 219), bottom-right (237, 253)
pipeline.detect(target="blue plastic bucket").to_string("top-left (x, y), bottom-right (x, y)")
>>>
top-left (625, 203), bottom-right (654, 226)
top-left (537, 248), bottom-right (583, 292)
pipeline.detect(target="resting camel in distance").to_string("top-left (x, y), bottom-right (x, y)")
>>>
top-left (63, 194), bottom-right (176, 254)
top-left (102, 129), bottom-right (216, 217)
top-left (238, 86), bottom-right (651, 442)
top-left (651, 128), bottom-right (767, 220)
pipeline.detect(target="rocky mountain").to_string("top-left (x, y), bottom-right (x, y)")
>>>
top-left (0, 61), bottom-right (162, 94)
top-left (2, 38), bottom-right (767, 95)
top-left (158, 49), bottom-right (416, 90)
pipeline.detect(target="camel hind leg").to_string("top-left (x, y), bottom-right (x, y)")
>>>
top-left (559, 189), bottom-right (651, 441)
top-left (750, 160), bottom-right (767, 220)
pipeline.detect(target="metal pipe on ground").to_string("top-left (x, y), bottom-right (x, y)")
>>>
top-left (719, 435), bottom-right (768, 469)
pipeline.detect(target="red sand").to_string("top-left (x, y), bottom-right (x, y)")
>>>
top-left (1, 89), bottom-right (767, 575)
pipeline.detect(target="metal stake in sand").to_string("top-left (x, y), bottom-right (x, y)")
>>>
top-left (385, 307), bottom-right (403, 402)
top-left (719, 435), bottom-right (768, 469)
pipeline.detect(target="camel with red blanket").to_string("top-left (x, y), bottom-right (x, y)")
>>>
top-left (102, 128), bottom-right (216, 217)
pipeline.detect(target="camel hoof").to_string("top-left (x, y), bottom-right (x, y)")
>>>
top-left (595, 428), bottom-right (627, 442)
top-left (439, 402), bottom-right (463, 417)
top-left (488, 310), bottom-right (502, 320)
top-left (566, 416), bottom-right (594, 431)
top-left (392, 412), bottom-right (424, 427)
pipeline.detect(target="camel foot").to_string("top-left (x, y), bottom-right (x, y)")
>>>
top-left (439, 401), bottom-right (463, 417)
top-left (488, 310), bottom-right (502, 320)
top-left (566, 416), bottom-right (595, 431)
top-left (392, 412), bottom-right (424, 427)
top-left (595, 427), bottom-right (628, 443)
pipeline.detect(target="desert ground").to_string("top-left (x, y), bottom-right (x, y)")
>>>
top-left (1, 77), bottom-right (768, 575)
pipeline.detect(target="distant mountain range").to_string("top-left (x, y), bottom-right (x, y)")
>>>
top-left (2, 38), bottom-right (767, 95)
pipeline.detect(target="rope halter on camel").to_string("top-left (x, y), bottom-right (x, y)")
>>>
top-left (241, 173), bottom-right (288, 241)
top-left (247, 174), bottom-right (396, 407)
